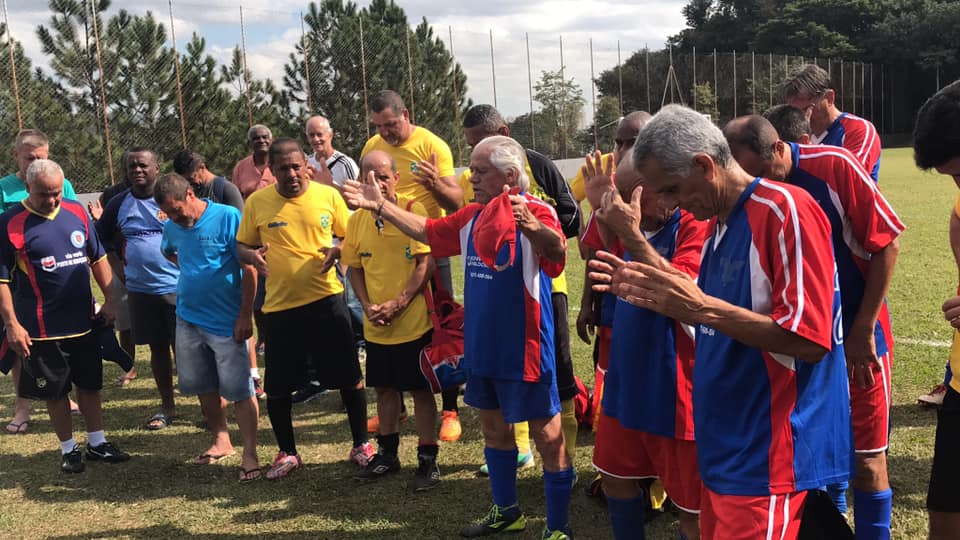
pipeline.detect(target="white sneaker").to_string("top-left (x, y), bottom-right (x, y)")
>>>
top-left (918, 383), bottom-right (948, 407)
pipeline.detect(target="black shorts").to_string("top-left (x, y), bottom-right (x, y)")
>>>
top-left (128, 291), bottom-right (176, 346)
top-left (552, 292), bottom-right (577, 401)
top-left (928, 385), bottom-right (960, 512)
top-left (18, 332), bottom-right (102, 400)
top-left (253, 274), bottom-right (267, 312)
top-left (366, 331), bottom-right (433, 391)
top-left (262, 294), bottom-right (361, 395)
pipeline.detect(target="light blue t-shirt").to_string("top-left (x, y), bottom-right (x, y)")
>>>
top-left (96, 188), bottom-right (179, 295)
top-left (0, 173), bottom-right (79, 211)
top-left (161, 201), bottom-right (243, 337)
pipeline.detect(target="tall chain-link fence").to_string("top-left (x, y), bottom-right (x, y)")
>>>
top-left (1, 1), bottom-right (953, 194)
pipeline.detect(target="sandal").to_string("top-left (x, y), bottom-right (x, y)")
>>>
top-left (5, 420), bottom-right (28, 435)
top-left (145, 412), bottom-right (173, 431)
top-left (239, 466), bottom-right (263, 482)
top-left (115, 372), bottom-right (137, 387)
top-left (192, 451), bottom-right (235, 465)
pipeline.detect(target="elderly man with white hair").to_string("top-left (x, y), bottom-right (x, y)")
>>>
top-left (344, 135), bottom-right (574, 540)
top-left (305, 115), bottom-right (359, 189)
top-left (0, 159), bottom-right (128, 473)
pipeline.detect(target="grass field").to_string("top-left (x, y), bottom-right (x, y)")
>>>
top-left (0, 146), bottom-right (955, 539)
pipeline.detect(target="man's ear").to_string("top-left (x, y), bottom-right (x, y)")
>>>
top-left (799, 134), bottom-right (812, 145)
top-left (824, 89), bottom-right (836, 106)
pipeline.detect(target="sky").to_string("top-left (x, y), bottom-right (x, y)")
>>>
top-left (2, 0), bottom-right (688, 123)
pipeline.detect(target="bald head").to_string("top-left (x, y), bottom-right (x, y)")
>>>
top-left (615, 111), bottom-right (652, 162)
top-left (361, 150), bottom-right (400, 202)
top-left (361, 150), bottom-right (396, 174)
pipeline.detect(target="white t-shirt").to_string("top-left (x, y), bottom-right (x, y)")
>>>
top-left (308, 150), bottom-right (359, 187)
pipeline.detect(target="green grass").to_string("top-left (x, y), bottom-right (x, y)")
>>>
top-left (0, 146), bottom-right (953, 538)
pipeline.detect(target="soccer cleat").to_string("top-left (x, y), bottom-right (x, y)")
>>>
top-left (541, 527), bottom-right (573, 540)
top-left (265, 451), bottom-right (302, 480)
top-left (291, 381), bottom-right (328, 404)
top-left (253, 378), bottom-right (266, 400)
top-left (61, 446), bottom-right (85, 473)
top-left (460, 504), bottom-right (526, 537)
top-left (367, 409), bottom-right (409, 433)
top-left (478, 450), bottom-right (535, 477)
top-left (918, 383), bottom-right (947, 407)
top-left (348, 442), bottom-right (376, 468)
top-left (354, 453), bottom-right (401, 481)
top-left (439, 410), bottom-right (462, 442)
top-left (408, 457), bottom-right (441, 492)
top-left (86, 441), bottom-right (130, 463)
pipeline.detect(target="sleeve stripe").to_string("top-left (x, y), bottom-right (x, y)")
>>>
top-left (754, 181), bottom-right (805, 332)
top-left (851, 116), bottom-right (878, 162)
top-left (799, 150), bottom-right (905, 235)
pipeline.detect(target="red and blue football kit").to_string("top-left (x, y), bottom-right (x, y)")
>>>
top-left (591, 209), bottom-right (709, 512)
top-left (788, 143), bottom-right (904, 452)
top-left (0, 200), bottom-right (105, 339)
top-left (816, 112), bottom-right (881, 182)
top-left (695, 178), bottom-right (851, 539)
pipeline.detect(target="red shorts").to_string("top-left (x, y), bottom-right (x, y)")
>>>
top-left (700, 487), bottom-right (807, 540)
top-left (593, 412), bottom-right (702, 512)
top-left (850, 351), bottom-right (892, 453)
top-left (592, 327), bottom-right (613, 430)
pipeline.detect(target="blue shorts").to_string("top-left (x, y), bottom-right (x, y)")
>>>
top-left (175, 317), bottom-right (254, 402)
top-left (464, 375), bottom-right (561, 423)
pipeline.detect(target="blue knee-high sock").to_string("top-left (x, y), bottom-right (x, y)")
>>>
top-left (484, 447), bottom-right (519, 508)
top-left (606, 494), bottom-right (646, 540)
top-left (826, 481), bottom-right (849, 513)
top-left (854, 488), bottom-right (892, 540)
top-left (543, 467), bottom-right (575, 533)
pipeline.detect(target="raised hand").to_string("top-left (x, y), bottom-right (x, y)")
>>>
top-left (583, 150), bottom-right (615, 210)
top-left (343, 171), bottom-right (384, 211)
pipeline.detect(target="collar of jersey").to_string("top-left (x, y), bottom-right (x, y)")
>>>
top-left (21, 200), bottom-right (60, 220)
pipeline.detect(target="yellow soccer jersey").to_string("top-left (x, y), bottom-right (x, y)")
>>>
top-left (457, 167), bottom-right (568, 296)
top-left (954, 192), bottom-right (960, 218)
top-left (568, 152), bottom-right (615, 204)
top-left (341, 196), bottom-right (432, 344)
top-left (236, 182), bottom-right (348, 313)
top-left (361, 127), bottom-right (455, 219)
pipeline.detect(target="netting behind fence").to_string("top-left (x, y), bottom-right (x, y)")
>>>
top-left (1, 1), bottom-right (950, 194)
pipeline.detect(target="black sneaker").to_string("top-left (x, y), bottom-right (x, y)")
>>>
top-left (460, 504), bottom-right (526, 537)
top-left (86, 441), bottom-right (130, 463)
top-left (291, 381), bottom-right (328, 404)
top-left (408, 457), bottom-right (441, 492)
top-left (353, 453), bottom-right (400, 481)
top-left (61, 446), bottom-right (85, 473)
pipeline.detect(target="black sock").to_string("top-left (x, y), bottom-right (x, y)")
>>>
top-left (441, 385), bottom-right (459, 413)
top-left (417, 443), bottom-right (439, 461)
top-left (378, 432), bottom-right (400, 457)
top-left (266, 395), bottom-right (297, 455)
top-left (341, 387), bottom-right (368, 447)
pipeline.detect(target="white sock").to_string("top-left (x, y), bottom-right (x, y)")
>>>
top-left (87, 430), bottom-right (106, 447)
top-left (250, 368), bottom-right (260, 380)
top-left (60, 438), bottom-right (78, 455)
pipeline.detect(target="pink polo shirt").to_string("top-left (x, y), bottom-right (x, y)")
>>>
top-left (231, 155), bottom-right (276, 200)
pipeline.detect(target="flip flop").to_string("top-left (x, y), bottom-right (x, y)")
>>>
top-left (192, 451), bottom-right (235, 465)
top-left (5, 420), bottom-right (28, 435)
top-left (145, 412), bottom-right (173, 431)
top-left (239, 466), bottom-right (263, 482)
top-left (115, 373), bottom-right (137, 387)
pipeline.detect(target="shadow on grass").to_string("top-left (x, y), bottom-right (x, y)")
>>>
top-left (891, 403), bottom-right (939, 429)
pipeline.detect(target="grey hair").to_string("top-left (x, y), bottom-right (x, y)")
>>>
top-left (247, 124), bottom-right (273, 140)
top-left (473, 135), bottom-right (529, 191)
top-left (783, 64), bottom-right (832, 99)
top-left (632, 105), bottom-right (732, 177)
top-left (25, 159), bottom-right (64, 185)
top-left (305, 115), bottom-right (331, 134)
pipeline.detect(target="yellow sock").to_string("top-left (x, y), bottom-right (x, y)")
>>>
top-left (560, 398), bottom-right (578, 460)
top-left (514, 421), bottom-right (531, 455)
top-left (648, 479), bottom-right (668, 510)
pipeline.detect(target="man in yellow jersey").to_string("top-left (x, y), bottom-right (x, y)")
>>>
top-left (913, 79), bottom-right (960, 539)
top-left (344, 150), bottom-right (440, 492)
top-left (236, 139), bottom-right (370, 480)
top-left (361, 90), bottom-right (464, 441)
top-left (458, 104), bottom-right (582, 474)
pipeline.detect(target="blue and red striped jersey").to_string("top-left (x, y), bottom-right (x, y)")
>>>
top-left (0, 200), bottom-right (105, 339)
top-left (694, 178), bottom-right (851, 496)
top-left (787, 143), bottom-right (904, 357)
top-left (426, 194), bottom-right (564, 383)
top-left (816, 112), bottom-right (882, 182)
top-left (602, 210), bottom-right (709, 440)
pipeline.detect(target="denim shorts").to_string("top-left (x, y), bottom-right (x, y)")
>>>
top-left (175, 317), bottom-right (254, 402)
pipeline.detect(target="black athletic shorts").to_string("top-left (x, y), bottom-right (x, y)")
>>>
top-left (128, 291), bottom-right (176, 346)
top-left (18, 332), bottom-right (102, 400)
top-left (365, 330), bottom-right (433, 392)
top-left (553, 292), bottom-right (577, 402)
top-left (262, 294), bottom-right (361, 395)
top-left (928, 385), bottom-right (960, 512)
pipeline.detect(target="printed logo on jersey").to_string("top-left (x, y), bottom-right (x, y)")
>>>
top-left (39, 251), bottom-right (89, 272)
top-left (320, 214), bottom-right (331, 229)
top-left (719, 257), bottom-right (745, 287)
top-left (359, 251), bottom-right (372, 258)
top-left (267, 221), bottom-right (288, 228)
top-left (69, 230), bottom-right (85, 249)
top-left (404, 246), bottom-right (413, 260)
top-left (41, 256), bottom-right (56, 272)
